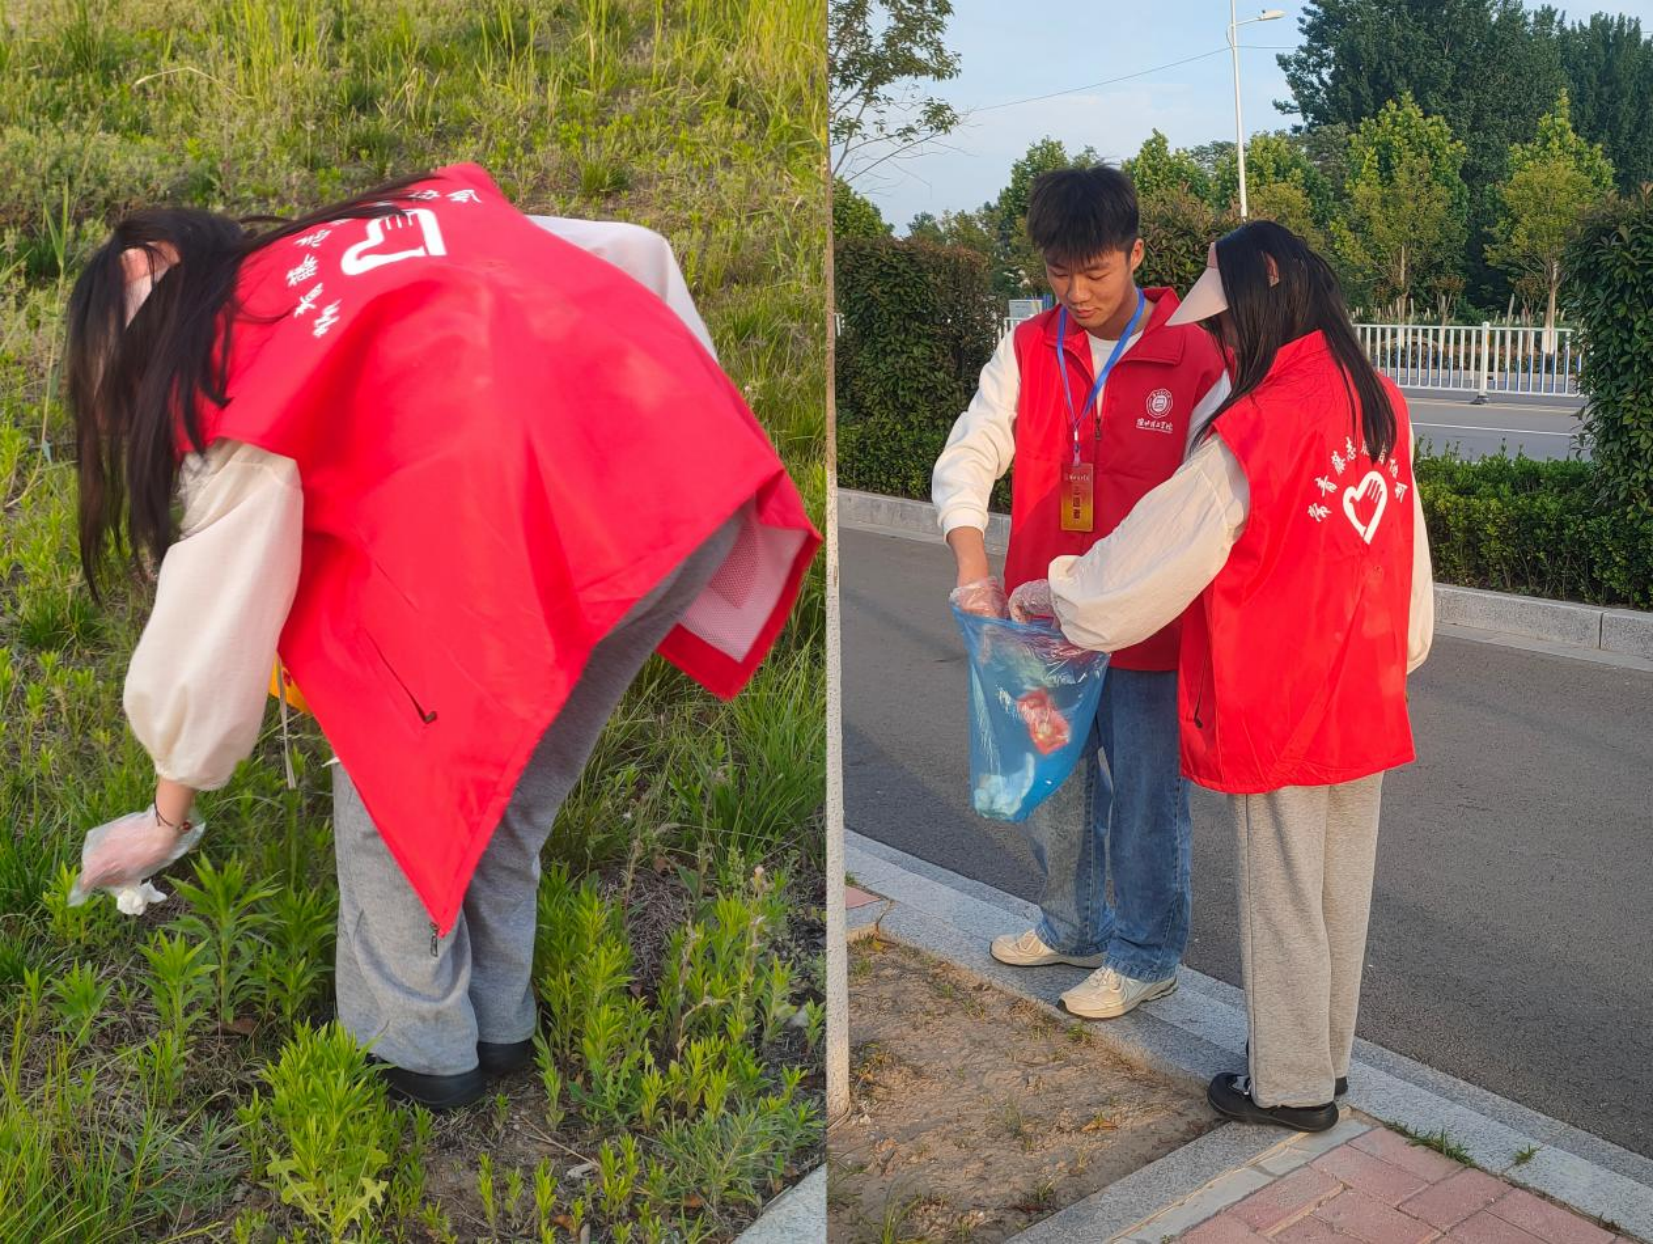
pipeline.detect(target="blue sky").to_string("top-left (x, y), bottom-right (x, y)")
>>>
top-left (853, 0), bottom-right (1653, 233)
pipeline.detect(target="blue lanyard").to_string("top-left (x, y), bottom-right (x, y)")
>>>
top-left (1056, 289), bottom-right (1146, 463)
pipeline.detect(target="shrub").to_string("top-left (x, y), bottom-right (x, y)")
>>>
top-left (835, 236), bottom-right (1002, 503)
top-left (1418, 450), bottom-right (1653, 608)
top-left (1564, 189), bottom-right (1653, 514)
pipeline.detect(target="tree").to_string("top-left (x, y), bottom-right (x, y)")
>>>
top-left (1555, 13), bottom-right (1653, 192)
top-left (1277, 0), bottom-right (1566, 305)
top-left (1331, 94), bottom-right (1468, 320)
top-left (1250, 182), bottom-right (1328, 255)
top-left (829, 0), bottom-right (961, 183)
top-left (905, 207), bottom-right (995, 258)
top-left (833, 178), bottom-right (893, 239)
top-left (1487, 92), bottom-right (1615, 353)
top-left (1137, 186), bottom-right (1238, 295)
top-left (1564, 188), bottom-right (1653, 515)
top-left (1297, 121), bottom-right (1351, 184)
top-left (905, 211), bottom-right (943, 243)
top-left (1208, 131), bottom-right (1333, 244)
top-left (1187, 140), bottom-right (1237, 196)
top-left (1123, 131), bottom-right (1211, 201)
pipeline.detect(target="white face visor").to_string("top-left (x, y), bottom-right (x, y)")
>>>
top-left (1167, 241), bottom-right (1228, 327)
top-left (121, 246), bottom-right (176, 325)
top-left (1166, 264), bottom-right (1229, 327)
top-left (1166, 239), bottom-right (1282, 328)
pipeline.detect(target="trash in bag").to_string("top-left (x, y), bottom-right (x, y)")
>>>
top-left (68, 811), bottom-right (205, 916)
top-left (952, 605), bottom-right (1109, 822)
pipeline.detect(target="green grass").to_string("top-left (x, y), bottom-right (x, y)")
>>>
top-left (0, 1), bottom-right (825, 1240)
top-left (1389, 1121), bottom-right (1475, 1166)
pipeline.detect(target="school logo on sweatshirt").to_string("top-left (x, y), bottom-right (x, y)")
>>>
top-left (1138, 388), bottom-right (1175, 434)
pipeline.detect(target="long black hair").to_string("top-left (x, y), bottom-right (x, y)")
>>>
top-left (66, 172), bottom-right (436, 599)
top-left (1200, 220), bottom-right (1396, 464)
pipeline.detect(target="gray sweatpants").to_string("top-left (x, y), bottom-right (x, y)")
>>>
top-left (1229, 773), bottom-right (1384, 1108)
top-left (332, 512), bottom-right (743, 1075)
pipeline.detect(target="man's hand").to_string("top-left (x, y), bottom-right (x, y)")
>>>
top-left (949, 576), bottom-right (1009, 618)
top-left (946, 526), bottom-right (992, 586)
top-left (945, 526), bottom-right (1007, 616)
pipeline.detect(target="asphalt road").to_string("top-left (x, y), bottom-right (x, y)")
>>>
top-left (1402, 390), bottom-right (1584, 461)
top-left (842, 526), bottom-right (1653, 1158)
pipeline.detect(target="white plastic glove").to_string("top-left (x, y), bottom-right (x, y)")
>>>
top-left (1008, 578), bottom-right (1056, 623)
top-left (949, 576), bottom-right (1009, 618)
top-left (68, 810), bottom-right (205, 916)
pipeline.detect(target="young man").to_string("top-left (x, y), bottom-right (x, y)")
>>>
top-left (933, 164), bottom-right (1229, 1019)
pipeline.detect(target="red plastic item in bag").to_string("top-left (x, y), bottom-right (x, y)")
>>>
top-left (1017, 688), bottom-right (1071, 755)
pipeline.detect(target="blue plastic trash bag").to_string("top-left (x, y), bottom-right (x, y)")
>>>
top-left (952, 605), bottom-right (1109, 823)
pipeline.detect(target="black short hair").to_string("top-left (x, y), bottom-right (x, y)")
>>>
top-left (1025, 165), bottom-right (1139, 266)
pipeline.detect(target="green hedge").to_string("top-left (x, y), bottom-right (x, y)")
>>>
top-left (835, 236), bottom-right (1010, 508)
top-left (1418, 452), bottom-right (1652, 608)
top-left (842, 386), bottom-right (1652, 606)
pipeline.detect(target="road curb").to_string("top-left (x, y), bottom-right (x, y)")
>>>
top-left (838, 488), bottom-right (1653, 661)
top-left (733, 1165), bottom-right (824, 1243)
top-left (1007, 1123), bottom-right (1301, 1243)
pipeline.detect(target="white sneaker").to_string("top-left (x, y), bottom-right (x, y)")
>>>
top-left (989, 929), bottom-right (1106, 969)
top-left (1060, 966), bottom-right (1178, 1019)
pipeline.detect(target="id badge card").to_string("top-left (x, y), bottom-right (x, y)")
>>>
top-left (1059, 460), bottom-right (1094, 532)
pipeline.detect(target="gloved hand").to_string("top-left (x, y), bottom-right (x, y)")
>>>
top-left (68, 809), bottom-right (205, 915)
top-left (949, 575), bottom-right (1008, 618)
top-left (1008, 578), bottom-right (1056, 623)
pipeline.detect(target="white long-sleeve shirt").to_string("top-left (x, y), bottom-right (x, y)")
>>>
top-left (124, 215), bottom-right (712, 789)
top-left (1047, 430), bottom-right (1435, 674)
top-left (931, 312), bottom-right (1232, 535)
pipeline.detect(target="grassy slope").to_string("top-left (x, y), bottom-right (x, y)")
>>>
top-left (0, 1), bottom-right (826, 1241)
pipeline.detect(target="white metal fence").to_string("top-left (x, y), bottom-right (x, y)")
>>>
top-left (863, 310), bottom-right (1584, 401)
top-left (1353, 322), bottom-right (1581, 399)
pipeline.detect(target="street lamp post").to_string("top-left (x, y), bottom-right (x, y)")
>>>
top-left (1228, 4), bottom-right (1286, 219)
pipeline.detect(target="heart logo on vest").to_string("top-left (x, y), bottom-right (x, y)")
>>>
top-left (341, 208), bottom-right (448, 276)
top-left (1342, 470), bottom-right (1389, 544)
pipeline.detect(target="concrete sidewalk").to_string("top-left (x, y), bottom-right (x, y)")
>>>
top-left (844, 840), bottom-right (1653, 1244)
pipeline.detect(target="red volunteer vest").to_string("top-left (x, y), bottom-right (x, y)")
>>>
top-left (1179, 331), bottom-right (1416, 794)
top-left (1005, 289), bottom-right (1228, 671)
top-left (199, 163), bottom-right (820, 932)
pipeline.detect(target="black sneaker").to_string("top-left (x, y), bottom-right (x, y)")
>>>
top-left (477, 1038), bottom-right (535, 1077)
top-left (1208, 1072), bottom-right (1338, 1132)
top-left (1245, 1043), bottom-right (1349, 1097)
top-left (375, 1061), bottom-right (487, 1111)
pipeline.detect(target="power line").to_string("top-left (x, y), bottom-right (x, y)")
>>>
top-left (967, 44), bottom-right (1293, 115)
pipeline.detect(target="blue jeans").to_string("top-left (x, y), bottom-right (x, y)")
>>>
top-left (1029, 667), bottom-right (1192, 982)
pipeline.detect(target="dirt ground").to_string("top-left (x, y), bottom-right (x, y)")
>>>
top-left (828, 937), bottom-right (1215, 1244)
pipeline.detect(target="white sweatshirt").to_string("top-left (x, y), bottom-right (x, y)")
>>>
top-left (1047, 429), bottom-right (1435, 674)
top-left (931, 310), bottom-right (1232, 536)
top-left (124, 216), bottom-right (713, 790)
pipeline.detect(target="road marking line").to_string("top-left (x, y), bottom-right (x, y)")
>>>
top-left (1415, 422), bottom-right (1573, 438)
top-left (1409, 399), bottom-right (1579, 415)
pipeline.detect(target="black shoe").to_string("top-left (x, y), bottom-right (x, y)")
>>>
top-left (477, 1038), bottom-right (535, 1077)
top-left (1245, 1043), bottom-right (1349, 1097)
top-left (375, 1060), bottom-right (487, 1110)
top-left (1208, 1072), bottom-right (1338, 1132)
